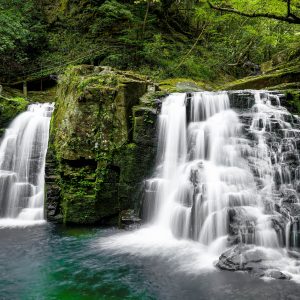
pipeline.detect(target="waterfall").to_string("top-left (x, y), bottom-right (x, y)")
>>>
top-left (98, 89), bottom-right (300, 280)
top-left (0, 103), bottom-right (54, 226)
top-left (143, 91), bottom-right (300, 252)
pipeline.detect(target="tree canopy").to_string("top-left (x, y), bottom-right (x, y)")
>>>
top-left (0, 0), bottom-right (299, 83)
top-left (0, 0), bottom-right (47, 81)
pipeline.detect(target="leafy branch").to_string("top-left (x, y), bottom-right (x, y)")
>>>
top-left (207, 0), bottom-right (300, 24)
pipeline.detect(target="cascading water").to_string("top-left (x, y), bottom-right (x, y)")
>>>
top-left (144, 91), bottom-right (277, 251)
top-left (101, 90), bottom-right (300, 281)
top-left (0, 103), bottom-right (54, 226)
top-left (144, 92), bottom-right (283, 248)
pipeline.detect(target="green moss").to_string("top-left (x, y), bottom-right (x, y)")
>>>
top-left (46, 65), bottom-right (155, 225)
top-left (268, 83), bottom-right (300, 90)
top-left (62, 193), bottom-right (98, 224)
top-left (224, 61), bottom-right (300, 90)
top-left (282, 90), bottom-right (300, 114)
top-left (159, 77), bottom-right (215, 93)
top-left (0, 95), bottom-right (28, 136)
top-left (27, 87), bottom-right (57, 103)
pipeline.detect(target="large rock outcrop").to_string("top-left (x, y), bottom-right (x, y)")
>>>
top-left (45, 65), bottom-right (158, 225)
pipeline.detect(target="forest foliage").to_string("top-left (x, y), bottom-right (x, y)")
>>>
top-left (0, 0), bottom-right (299, 83)
top-left (0, 0), bottom-right (47, 80)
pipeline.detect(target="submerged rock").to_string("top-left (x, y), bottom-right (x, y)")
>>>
top-left (267, 270), bottom-right (291, 280)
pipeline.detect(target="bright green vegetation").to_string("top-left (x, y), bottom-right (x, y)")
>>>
top-left (0, 0), bottom-right (47, 82)
top-left (0, 0), bottom-right (299, 84)
top-left (0, 95), bottom-right (28, 136)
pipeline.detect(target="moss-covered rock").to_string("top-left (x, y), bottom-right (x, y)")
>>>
top-left (224, 60), bottom-right (300, 91)
top-left (46, 65), bottom-right (158, 225)
top-left (280, 90), bottom-right (300, 114)
top-left (159, 78), bottom-right (214, 93)
top-left (27, 87), bottom-right (57, 104)
top-left (0, 95), bottom-right (28, 137)
top-left (223, 59), bottom-right (300, 114)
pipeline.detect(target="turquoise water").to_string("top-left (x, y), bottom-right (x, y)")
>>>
top-left (0, 225), bottom-right (155, 300)
top-left (1, 224), bottom-right (300, 300)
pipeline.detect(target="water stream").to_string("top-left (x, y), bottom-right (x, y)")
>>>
top-left (1, 92), bottom-right (300, 298)
top-left (0, 103), bottom-right (54, 226)
top-left (102, 90), bottom-right (300, 281)
top-left (3, 225), bottom-right (300, 300)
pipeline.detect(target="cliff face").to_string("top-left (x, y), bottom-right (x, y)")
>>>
top-left (46, 65), bottom-right (158, 225)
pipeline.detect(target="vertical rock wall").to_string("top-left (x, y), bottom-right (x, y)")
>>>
top-left (45, 65), bottom-right (158, 225)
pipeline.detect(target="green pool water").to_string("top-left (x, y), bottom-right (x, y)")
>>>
top-left (1, 224), bottom-right (300, 300)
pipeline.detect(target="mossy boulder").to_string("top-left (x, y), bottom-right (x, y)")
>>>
top-left (224, 59), bottom-right (300, 114)
top-left (159, 78), bottom-right (214, 93)
top-left (46, 65), bottom-right (158, 225)
top-left (225, 59), bottom-right (300, 91)
top-left (0, 96), bottom-right (28, 137)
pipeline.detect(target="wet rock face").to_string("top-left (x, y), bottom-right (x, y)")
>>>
top-left (217, 245), bottom-right (291, 280)
top-left (119, 209), bottom-right (141, 230)
top-left (228, 91), bottom-right (255, 110)
top-left (45, 65), bottom-right (158, 225)
top-left (218, 245), bottom-right (267, 271)
top-left (227, 91), bottom-right (300, 250)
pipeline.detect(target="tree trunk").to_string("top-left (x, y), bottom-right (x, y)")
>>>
top-left (142, 0), bottom-right (151, 39)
